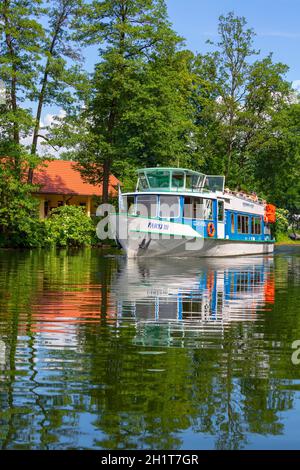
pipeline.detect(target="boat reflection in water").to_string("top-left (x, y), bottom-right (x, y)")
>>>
top-left (114, 255), bottom-right (275, 347)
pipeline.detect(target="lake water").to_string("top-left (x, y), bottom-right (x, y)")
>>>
top-left (0, 247), bottom-right (299, 450)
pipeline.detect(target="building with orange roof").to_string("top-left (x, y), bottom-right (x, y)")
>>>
top-left (33, 159), bottom-right (121, 218)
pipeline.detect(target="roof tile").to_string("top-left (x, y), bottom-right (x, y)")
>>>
top-left (33, 160), bottom-right (120, 196)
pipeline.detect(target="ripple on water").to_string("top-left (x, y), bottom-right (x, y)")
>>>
top-left (0, 248), bottom-right (300, 449)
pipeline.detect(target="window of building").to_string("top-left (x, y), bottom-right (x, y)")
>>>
top-left (159, 195), bottom-right (180, 219)
top-left (252, 217), bottom-right (262, 235)
top-left (44, 200), bottom-right (49, 218)
top-left (218, 200), bottom-right (224, 222)
top-left (231, 213), bottom-right (235, 233)
top-left (238, 215), bottom-right (249, 234)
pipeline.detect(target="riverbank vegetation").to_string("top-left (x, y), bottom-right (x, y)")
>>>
top-left (0, 1), bottom-right (299, 247)
top-left (0, 162), bottom-right (97, 247)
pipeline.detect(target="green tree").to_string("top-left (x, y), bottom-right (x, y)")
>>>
top-left (0, 156), bottom-right (44, 247)
top-left (208, 12), bottom-right (258, 180)
top-left (252, 103), bottom-right (300, 214)
top-left (192, 12), bottom-right (292, 189)
top-left (0, 0), bottom-right (86, 177)
top-left (51, 0), bottom-right (195, 200)
top-left (0, 0), bottom-right (44, 173)
top-left (27, 0), bottom-right (86, 182)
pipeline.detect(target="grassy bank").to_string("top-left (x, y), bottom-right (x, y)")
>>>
top-left (275, 233), bottom-right (300, 245)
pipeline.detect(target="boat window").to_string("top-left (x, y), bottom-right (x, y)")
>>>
top-left (204, 175), bottom-right (225, 192)
top-left (231, 213), bottom-right (235, 233)
top-left (185, 173), bottom-right (205, 191)
top-left (252, 217), bottom-right (262, 235)
top-left (203, 199), bottom-right (213, 220)
top-left (128, 196), bottom-right (135, 215)
top-left (184, 196), bottom-right (194, 218)
top-left (238, 215), bottom-right (249, 234)
top-left (185, 175), bottom-right (193, 190)
top-left (159, 195), bottom-right (180, 219)
top-left (146, 170), bottom-right (170, 189)
top-left (184, 197), bottom-right (202, 219)
top-left (136, 195), bottom-right (158, 218)
top-left (218, 200), bottom-right (224, 222)
top-left (183, 197), bottom-right (213, 220)
top-left (137, 174), bottom-right (149, 191)
top-left (121, 195), bottom-right (135, 214)
top-left (171, 172), bottom-right (184, 190)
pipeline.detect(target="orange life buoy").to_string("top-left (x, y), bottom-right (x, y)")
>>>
top-left (207, 222), bottom-right (215, 237)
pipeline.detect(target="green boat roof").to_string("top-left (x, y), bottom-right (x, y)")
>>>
top-left (137, 167), bottom-right (203, 176)
top-left (135, 167), bottom-right (225, 193)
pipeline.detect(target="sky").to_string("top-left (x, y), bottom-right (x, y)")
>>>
top-left (29, 0), bottom-right (300, 154)
top-left (166, 0), bottom-right (300, 88)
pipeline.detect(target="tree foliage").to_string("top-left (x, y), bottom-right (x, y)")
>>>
top-left (0, 4), bottom-right (299, 241)
top-left (0, 0), bottom-right (86, 180)
top-left (49, 0), bottom-right (196, 197)
top-left (192, 12), bottom-right (293, 191)
top-left (0, 156), bottom-right (44, 247)
top-left (0, 0), bottom-right (44, 170)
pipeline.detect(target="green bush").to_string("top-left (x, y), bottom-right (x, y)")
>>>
top-left (44, 205), bottom-right (95, 247)
top-left (274, 208), bottom-right (289, 239)
top-left (0, 157), bottom-right (45, 247)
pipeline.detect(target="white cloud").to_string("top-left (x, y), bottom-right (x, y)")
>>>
top-left (21, 109), bottom-right (66, 158)
top-left (43, 110), bottom-right (66, 128)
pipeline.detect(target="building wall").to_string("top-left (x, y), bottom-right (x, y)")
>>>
top-left (35, 194), bottom-right (99, 219)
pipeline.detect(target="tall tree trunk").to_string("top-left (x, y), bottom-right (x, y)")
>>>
top-left (27, 58), bottom-right (51, 184)
top-left (99, 2), bottom-right (127, 203)
top-left (102, 158), bottom-right (111, 204)
top-left (28, 7), bottom-right (67, 183)
top-left (31, 60), bottom-right (50, 155)
top-left (3, 1), bottom-right (20, 175)
top-left (225, 106), bottom-right (235, 180)
top-left (102, 97), bottom-right (117, 203)
top-left (10, 65), bottom-right (19, 146)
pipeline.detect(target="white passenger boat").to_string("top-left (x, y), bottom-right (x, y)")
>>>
top-left (112, 168), bottom-right (275, 258)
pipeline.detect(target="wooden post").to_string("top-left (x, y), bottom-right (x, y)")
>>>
top-left (86, 196), bottom-right (91, 217)
top-left (39, 197), bottom-right (45, 219)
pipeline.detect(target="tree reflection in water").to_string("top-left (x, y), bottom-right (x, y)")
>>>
top-left (0, 249), bottom-right (299, 449)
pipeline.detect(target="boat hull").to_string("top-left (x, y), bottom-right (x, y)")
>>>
top-left (111, 215), bottom-right (274, 258)
top-left (118, 236), bottom-right (274, 258)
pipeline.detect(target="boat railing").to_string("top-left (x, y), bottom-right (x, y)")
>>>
top-left (224, 188), bottom-right (266, 205)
